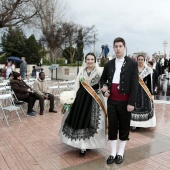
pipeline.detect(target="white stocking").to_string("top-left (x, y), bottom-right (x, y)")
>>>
top-left (110, 140), bottom-right (117, 157)
top-left (117, 140), bottom-right (126, 157)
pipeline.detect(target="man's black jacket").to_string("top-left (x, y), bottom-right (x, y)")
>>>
top-left (100, 56), bottom-right (138, 106)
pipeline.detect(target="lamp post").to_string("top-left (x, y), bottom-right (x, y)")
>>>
top-left (163, 40), bottom-right (168, 55)
top-left (77, 56), bottom-right (79, 75)
top-left (76, 40), bottom-right (83, 75)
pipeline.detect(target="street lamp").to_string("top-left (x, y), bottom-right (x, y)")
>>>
top-left (77, 56), bottom-right (79, 75)
top-left (76, 40), bottom-right (83, 75)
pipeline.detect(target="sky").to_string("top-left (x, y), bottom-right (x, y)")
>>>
top-left (66, 0), bottom-right (170, 58)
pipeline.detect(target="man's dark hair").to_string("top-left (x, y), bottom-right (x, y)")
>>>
top-left (113, 37), bottom-right (126, 47)
top-left (39, 72), bottom-right (45, 76)
top-left (148, 61), bottom-right (153, 66)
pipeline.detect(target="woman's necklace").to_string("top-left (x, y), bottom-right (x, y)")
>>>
top-left (138, 66), bottom-right (144, 71)
top-left (138, 66), bottom-right (145, 74)
top-left (86, 67), bottom-right (94, 76)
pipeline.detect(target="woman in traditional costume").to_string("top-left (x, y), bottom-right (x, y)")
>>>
top-left (60, 53), bottom-right (107, 156)
top-left (131, 54), bottom-right (156, 131)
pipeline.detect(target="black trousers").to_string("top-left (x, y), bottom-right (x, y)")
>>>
top-left (22, 93), bottom-right (37, 113)
top-left (35, 93), bottom-right (54, 112)
top-left (107, 99), bottom-right (131, 141)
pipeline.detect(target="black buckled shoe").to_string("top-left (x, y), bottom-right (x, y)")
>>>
top-left (106, 155), bottom-right (115, 164)
top-left (79, 149), bottom-right (86, 156)
top-left (115, 155), bottom-right (123, 164)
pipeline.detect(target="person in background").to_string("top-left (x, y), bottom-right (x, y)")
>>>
top-left (100, 37), bottom-right (138, 165)
top-left (152, 56), bottom-right (162, 78)
top-left (10, 72), bottom-right (37, 116)
top-left (33, 72), bottom-right (57, 115)
top-left (9, 61), bottom-right (16, 71)
top-left (3, 61), bottom-right (13, 79)
top-left (31, 66), bottom-right (36, 78)
top-left (160, 54), bottom-right (168, 80)
top-left (131, 55), bottom-right (156, 131)
top-left (148, 61), bottom-right (158, 94)
top-left (20, 57), bottom-right (27, 79)
top-left (167, 57), bottom-right (170, 80)
top-left (60, 53), bottom-right (106, 156)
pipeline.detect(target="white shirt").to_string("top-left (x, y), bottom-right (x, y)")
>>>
top-left (153, 63), bottom-right (156, 69)
top-left (150, 68), bottom-right (153, 93)
top-left (161, 58), bottom-right (164, 66)
top-left (112, 57), bottom-right (125, 83)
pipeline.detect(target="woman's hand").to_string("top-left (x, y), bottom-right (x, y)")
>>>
top-left (104, 90), bottom-right (110, 97)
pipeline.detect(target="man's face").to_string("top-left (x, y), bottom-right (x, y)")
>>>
top-left (40, 73), bottom-right (45, 80)
top-left (113, 42), bottom-right (125, 58)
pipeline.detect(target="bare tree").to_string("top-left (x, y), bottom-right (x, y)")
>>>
top-left (35, 0), bottom-right (68, 63)
top-left (34, 0), bottom-right (97, 63)
top-left (0, 0), bottom-right (42, 28)
top-left (61, 24), bottom-right (97, 62)
top-left (60, 22), bottom-right (78, 63)
top-left (81, 25), bottom-right (97, 47)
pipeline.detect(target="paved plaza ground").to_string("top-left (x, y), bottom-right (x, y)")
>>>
top-left (0, 75), bottom-right (170, 170)
top-left (0, 102), bottom-right (170, 170)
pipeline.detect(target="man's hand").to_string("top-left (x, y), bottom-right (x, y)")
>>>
top-left (101, 85), bottom-right (108, 92)
top-left (44, 94), bottom-right (49, 99)
top-left (127, 105), bottom-right (134, 112)
top-left (104, 91), bottom-right (110, 97)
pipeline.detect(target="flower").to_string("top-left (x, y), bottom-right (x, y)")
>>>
top-left (60, 91), bottom-right (75, 105)
top-left (80, 77), bottom-right (85, 82)
top-left (60, 91), bottom-right (75, 114)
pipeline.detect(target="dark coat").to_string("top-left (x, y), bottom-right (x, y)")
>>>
top-left (164, 59), bottom-right (169, 69)
top-left (160, 58), bottom-right (169, 73)
top-left (152, 69), bottom-right (158, 93)
top-left (31, 69), bottom-right (36, 77)
top-left (155, 61), bottom-right (162, 76)
top-left (100, 56), bottom-right (138, 106)
top-left (10, 79), bottom-right (31, 100)
top-left (168, 59), bottom-right (170, 72)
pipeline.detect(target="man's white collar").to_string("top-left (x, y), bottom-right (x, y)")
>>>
top-left (116, 56), bottom-right (125, 62)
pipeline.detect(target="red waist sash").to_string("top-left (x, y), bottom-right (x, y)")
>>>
top-left (109, 83), bottom-right (129, 101)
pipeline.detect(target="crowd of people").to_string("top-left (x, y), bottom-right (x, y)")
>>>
top-left (0, 56), bottom-right (56, 116)
top-left (1, 37), bottom-right (168, 165)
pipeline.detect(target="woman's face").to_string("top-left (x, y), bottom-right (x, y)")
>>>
top-left (137, 56), bottom-right (145, 67)
top-left (85, 55), bottom-right (95, 68)
top-left (7, 62), bottom-right (11, 67)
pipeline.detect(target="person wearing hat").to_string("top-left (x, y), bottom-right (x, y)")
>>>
top-left (10, 72), bottom-right (37, 116)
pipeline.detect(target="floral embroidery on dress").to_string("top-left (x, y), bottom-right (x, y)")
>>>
top-left (62, 99), bottom-right (101, 140)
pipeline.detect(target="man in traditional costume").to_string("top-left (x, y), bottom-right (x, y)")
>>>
top-left (100, 37), bottom-right (138, 164)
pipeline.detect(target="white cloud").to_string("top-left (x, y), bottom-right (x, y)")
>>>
top-left (66, 0), bottom-right (170, 57)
